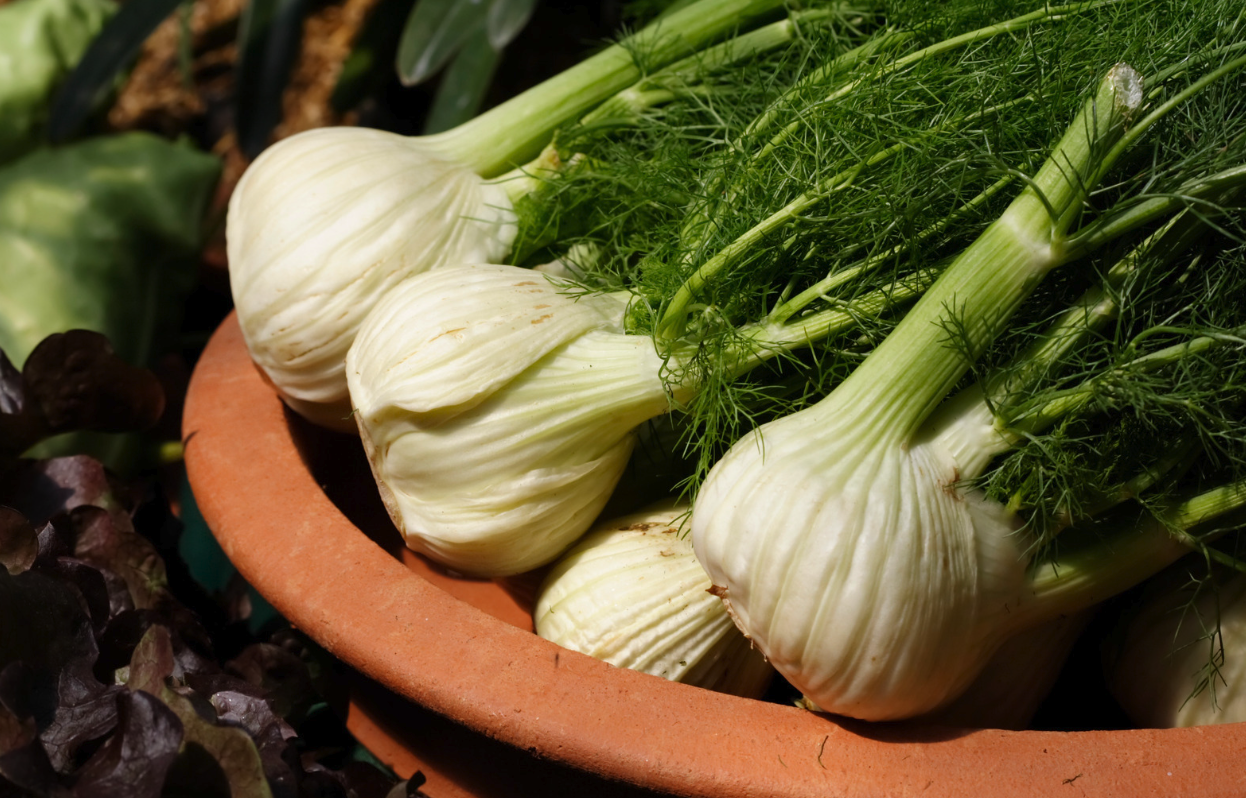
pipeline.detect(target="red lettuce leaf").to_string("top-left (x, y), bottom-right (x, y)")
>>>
top-left (71, 505), bottom-right (168, 612)
top-left (0, 457), bottom-right (120, 529)
top-left (71, 690), bottom-right (181, 798)
top-left (125, 624), bottom-right (176, 697)
top-left (0, 508), bottom-right (36, 576)
top-left (21, 331), bottom-right (164, 438)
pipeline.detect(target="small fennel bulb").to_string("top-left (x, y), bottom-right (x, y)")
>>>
top-left (346, 264), bottom-right (675, 576)
top-left (1107, 567), bottom-right (1246, 727)
top-left (535, 502), bottom-right (773, 697)
top-left (229, 130), bottom-right (516, 430)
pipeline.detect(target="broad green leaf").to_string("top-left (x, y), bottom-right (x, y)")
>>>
top-left (396, 0), bottom-right (489, 87)
top-left (0, 133), bottom-right (220, 369)
top-left (234, 0), bottom-right (309, 158)
top-left (422, 21), bottom-right (500, 133)
top-left (484, 0), bottom-right (537, 50)
top-left (0, 0), bottom-right (115, 155)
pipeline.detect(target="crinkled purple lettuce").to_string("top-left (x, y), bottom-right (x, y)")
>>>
top-left (0, 335), bottom-right (426, 798)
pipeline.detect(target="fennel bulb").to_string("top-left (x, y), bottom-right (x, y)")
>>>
top-left (228, 130), bottom-right (516, 430)
top-left (693, 399), bottom-right (1032, 719)
top-left (692, 66), bottom-right (1148, 720)
top-left (536, 502), bottom-right (773, 697)
top-left (346, 264), bottom-right (675, 576)
top-left (1107, 568), bottom-right (1246, 727)
top-left (226, 0), bottom-right (792, 429)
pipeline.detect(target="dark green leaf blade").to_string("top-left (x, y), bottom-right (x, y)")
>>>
top-left (329, 0), bottom-right (410, 114)
top-left (235, 0), bottom-right (310, 158)
top-left (484, 0), bottom-right (537, 50)
top-left (422, 22), bottom-right (500, 133)
top-left (46, 0), bottom-right (185, 143)
top-left (396, 0), bottom-right (490, 87)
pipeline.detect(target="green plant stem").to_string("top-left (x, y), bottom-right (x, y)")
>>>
top-left (492, 8), bottom-right (852, 209)
top-left (646, 269), bottom-right (934, 427)
top-left (807, 66), bottom-right (1142, 444)
top-left (424, 0), bottom-right (793, 177)
top-left (985, 208), bottom-right (1213, 409)
top-left (1006, 325), bottom-right (1246, 438)
top-left (1021, 477), bottom-right (1246, 625)
top-left (657, 154), bottom-right (881, 339)
top-left (1098, 52), bottom-right (1246, 183)
top-left (672, 28), bottom-right (910, 257)
top-left (748, 0), bottom-right (1112, 185)
top-left (1063, 164), bottom-right (1246, 259)
top-left (1024, 436), bottom-right (1204, 537)
top-left (674, 1), bottom-right (1091, 266)
top-left (738, 27), bottom-right (910, 145)
top-left (768, 175), bottom-right (1014, 324)
top-left (716, 266), bottom-right (939, 375)
top-left (578, 8), bottom-right (847, 130)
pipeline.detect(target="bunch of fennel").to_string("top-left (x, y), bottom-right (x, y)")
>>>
top-left (315, 0), bottom-right (1246, 714)
top-left (226, 0), bottom-right (840, 429)
top-left (344, 3), bottom-right (881, 575)
top-left (483, 0), bottom-right (1246, 715)
top-left (681, 44), bottom-right (1246, 720)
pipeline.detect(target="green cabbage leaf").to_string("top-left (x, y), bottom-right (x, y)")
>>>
top-left (0, 0), bottom-right (115, 164)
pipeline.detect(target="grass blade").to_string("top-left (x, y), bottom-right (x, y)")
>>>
top-left (396, 0), bottom-right (489, 87)
top-left (422, 21), bottom-right (499, 133)
top-left (47, 0), bottom-right (184, 143)
top-left (485, 0), bottom-right (537, 50)
top-left (235, 0), bottom-right (310, 158)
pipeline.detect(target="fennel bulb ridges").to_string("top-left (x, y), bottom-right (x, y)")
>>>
top-left (536, 503), bottom-right (773, 698)
top-left (229, 129), bottom-right (516, 430)
top-left (693, 408), bottom-right (1029, 719)
top-left (347, 264), bottom-right (673, 576)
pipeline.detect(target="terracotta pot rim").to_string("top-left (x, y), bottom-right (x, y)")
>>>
top-left (184, 314), bottom-right (1246, 798)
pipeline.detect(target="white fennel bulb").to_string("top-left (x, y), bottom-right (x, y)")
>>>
top-left (228, 129), bottom-right (516, 430)
top-left (692, 400), bottom-right (1029, 720)
top-left (346, 264), bottom-right (675, 576)
top-left (1107, 569), bottom-right (1246, 727)
top-left (536, 502), bottom-right (773, 697)
top-left (693, 67), bottom-right (1147, 720)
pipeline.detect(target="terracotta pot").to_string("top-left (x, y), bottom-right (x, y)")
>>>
top-left (184, 313), bottom-right (1246, 798)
